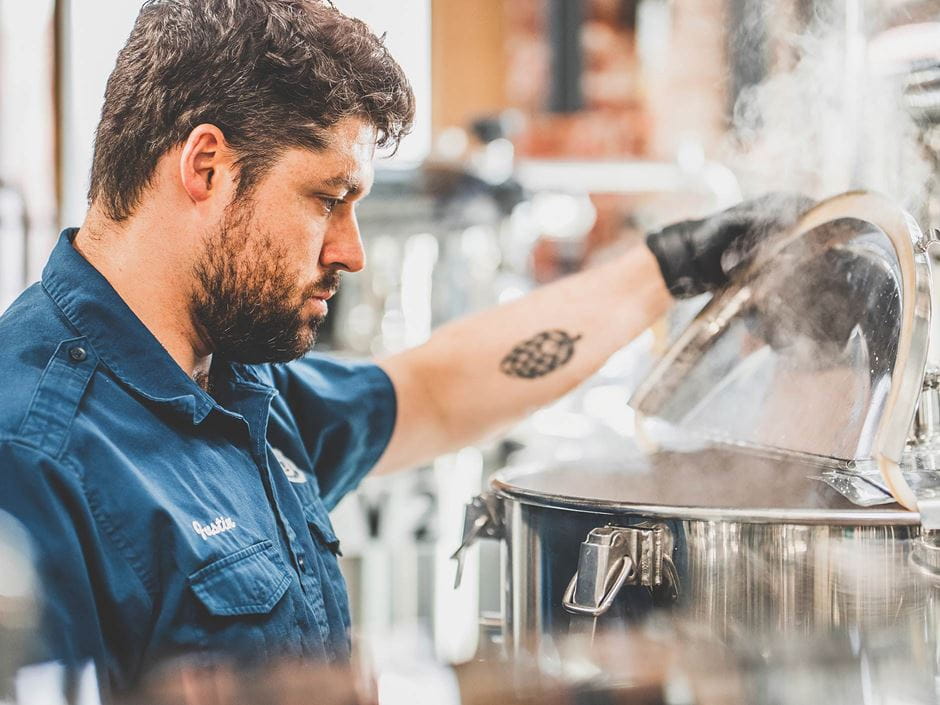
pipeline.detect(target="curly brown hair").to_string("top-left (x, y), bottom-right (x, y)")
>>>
top-left (89, 0), bottom-right (415, 221)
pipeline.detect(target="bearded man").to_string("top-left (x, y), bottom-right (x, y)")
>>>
top-left (0, 0), bottom-right (810, 693)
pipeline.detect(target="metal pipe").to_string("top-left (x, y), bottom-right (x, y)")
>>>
top-left (546, 0), bottom-right (583, 113)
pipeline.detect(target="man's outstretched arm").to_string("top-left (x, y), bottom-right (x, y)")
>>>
top-left (372, 193), bottom-right (814, 475)
top-left (372, 241), bottom-right (670, 475)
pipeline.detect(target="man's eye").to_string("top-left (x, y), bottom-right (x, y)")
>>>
top-left (319, 197), bottom-right (344, 214)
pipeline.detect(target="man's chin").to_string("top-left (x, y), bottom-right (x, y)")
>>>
top-left (294, 319), bottom-right (322, 357)
top-left (221, 323), bottom-right (322, 365)
top-left (279, 317), bottom-right (324, 362)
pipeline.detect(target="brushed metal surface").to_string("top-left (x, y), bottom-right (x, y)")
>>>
top-left (497, 494), bottom-right (934, 656)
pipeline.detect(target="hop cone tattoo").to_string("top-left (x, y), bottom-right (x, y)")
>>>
top-left (500, 330), bottom-right (582, 379)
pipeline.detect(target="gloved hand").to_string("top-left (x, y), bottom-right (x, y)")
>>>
top-left (645, 193), bottom-right (816, 298)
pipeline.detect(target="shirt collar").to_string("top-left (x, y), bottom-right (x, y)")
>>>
top-left (41, 228), bottom-right (250, 424)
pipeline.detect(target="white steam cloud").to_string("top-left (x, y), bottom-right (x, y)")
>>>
top-left (722, 3), bottom-right (934, 219)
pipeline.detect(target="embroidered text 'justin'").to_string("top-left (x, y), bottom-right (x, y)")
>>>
top-left (192, 516), bottom-right (237, 540)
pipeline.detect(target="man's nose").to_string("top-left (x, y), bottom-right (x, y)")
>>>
top-left (320, 211), bottom-right (366, 273)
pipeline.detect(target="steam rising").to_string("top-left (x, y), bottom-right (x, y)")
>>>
top-left (722, 3), bottom-right (933, 217)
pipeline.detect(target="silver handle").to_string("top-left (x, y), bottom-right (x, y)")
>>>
top-left (561, 524), bottom-right (677, 624)
top-left (562, 555), bottom-right (636, 617)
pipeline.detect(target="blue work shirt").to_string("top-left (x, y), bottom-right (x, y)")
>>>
top-left (0, 230), bottom-right (397, 690)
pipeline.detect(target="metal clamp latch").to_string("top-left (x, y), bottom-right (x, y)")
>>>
top-left (451, 493), bottom-right (503, 588)
top-left (910, 368), bottom-right (940, 445)
top-left (562, 524), bottom-right (675, 618)
top-left (911, 530), bottom-right (940, 578)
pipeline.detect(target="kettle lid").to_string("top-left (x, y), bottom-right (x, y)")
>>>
top-left (629, 191), bottom-right (933, 510)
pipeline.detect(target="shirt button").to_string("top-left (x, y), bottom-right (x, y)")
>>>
top-left (297, 555), bottom-right (307, 572)
top-left (68, 346), bottom-right (87, 362)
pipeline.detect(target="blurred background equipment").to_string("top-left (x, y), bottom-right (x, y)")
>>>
top-left (0, 513), bottom-right (38, 698)
top-left (0, 0), bottom-right (57, 311)
top-left (118, 620), bottom-right (940, 705)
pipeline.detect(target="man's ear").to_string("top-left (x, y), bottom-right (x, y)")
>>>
top-left (179, 124), bottom-right (232, 205)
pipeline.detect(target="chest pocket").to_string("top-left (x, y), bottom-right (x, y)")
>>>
top-left (189, 540), bottom-right (292, 616)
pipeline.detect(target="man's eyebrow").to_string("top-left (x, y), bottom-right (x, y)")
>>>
top-left (316, 175), bottom-right (362, 195)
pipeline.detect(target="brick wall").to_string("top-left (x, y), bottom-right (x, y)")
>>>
top-left (502, 0), bottom-right (731, 270)
top-left (505, 0), bottom-right (729, 161)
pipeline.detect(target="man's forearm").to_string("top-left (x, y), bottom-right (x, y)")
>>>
top-left (374, 241), bottom-right (671, 474)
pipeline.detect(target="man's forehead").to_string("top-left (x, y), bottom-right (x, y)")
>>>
top-left (318, 117), bottom-right (379, 162)
top-left (271, 116), bottom-right (377, 181)
top-left (278, 141), bottom-right (375, 194)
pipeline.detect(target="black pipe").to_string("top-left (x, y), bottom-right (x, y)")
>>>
top-left (547, 0), bottom-right (584, 113)
top-left (727, 0), bottom-right (768, 118)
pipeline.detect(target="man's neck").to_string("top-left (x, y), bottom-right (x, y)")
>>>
top-left (74, 209), bottom-right (213, 383)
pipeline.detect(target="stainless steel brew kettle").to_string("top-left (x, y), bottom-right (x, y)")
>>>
top-left (455, 192), bottom-right (940, 667)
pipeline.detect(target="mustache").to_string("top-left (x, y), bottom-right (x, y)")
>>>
top-left (302, 270), bottom-right (341, 300)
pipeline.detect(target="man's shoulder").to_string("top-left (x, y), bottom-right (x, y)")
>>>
top-left (0, 282), bottom-right (82, 438)
top-left (258, 354), bottom-right (393, 401)
top-left (0, 280), bottom-right (74, 338)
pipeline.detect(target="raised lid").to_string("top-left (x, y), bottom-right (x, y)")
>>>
top-left (628, 192), bottom-right (932, 510)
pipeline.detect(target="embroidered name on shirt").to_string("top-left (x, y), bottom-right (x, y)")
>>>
top-left (192, 516), bottom-right (237, 540)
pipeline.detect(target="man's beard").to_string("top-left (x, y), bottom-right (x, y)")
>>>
top-left (191, 200), bottom-right (340, 364)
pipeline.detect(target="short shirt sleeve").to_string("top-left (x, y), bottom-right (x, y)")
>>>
top-left (262, 355), bottom-right (397, 509)
top-left (0, 442), bottom-right (117, 689)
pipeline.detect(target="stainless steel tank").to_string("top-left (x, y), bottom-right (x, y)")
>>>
top-left (455, 192), bottom-right (940, 663)
top-left (489, 452), bottom-right (934, 653)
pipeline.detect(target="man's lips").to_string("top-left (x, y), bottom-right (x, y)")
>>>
top-left (306, 291), bottom-right (335, 318)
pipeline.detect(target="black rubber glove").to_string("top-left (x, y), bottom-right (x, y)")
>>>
top-left (645, 192), bottom-right (816, 298)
